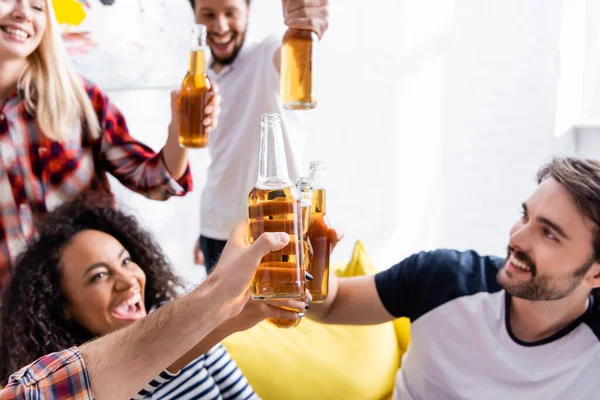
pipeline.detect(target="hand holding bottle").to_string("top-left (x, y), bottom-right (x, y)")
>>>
top-left (169, 84), bottom-right (221, 144)
top-left (280, 1), bottom-right (329, 110)
top-left (282, 0), bottom-right (330, 39)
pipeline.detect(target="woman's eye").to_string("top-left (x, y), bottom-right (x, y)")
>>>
top-left (90, 272), bottom-right (107, 283)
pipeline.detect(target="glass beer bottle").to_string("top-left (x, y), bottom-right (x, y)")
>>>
top-left (179, 24), bottom-right (212, 148)
top-left (266, 177), bottom-right (313, 329)
top-left (307, 161), bottom-right (332, 302)
top-left (248, 113), bottom-right (304, 301)
top-left (297, 176), bottom-right (315, 273)
top-left (280, 28), bottom-right (318, 110)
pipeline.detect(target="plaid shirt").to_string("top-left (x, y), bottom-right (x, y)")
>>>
top-left (0, 79), bottom-right (192, 289)
top-left (1, 347), bottom-right (93, 399)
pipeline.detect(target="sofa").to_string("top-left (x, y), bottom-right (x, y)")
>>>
top-left (223, 241), bottom-right (411, 400)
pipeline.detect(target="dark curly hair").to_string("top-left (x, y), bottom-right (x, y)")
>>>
top-left (0, 194), bottom-right (184, 383)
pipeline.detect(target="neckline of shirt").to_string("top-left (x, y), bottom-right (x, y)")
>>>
top-left (504, 291), bottom-right (594, 347)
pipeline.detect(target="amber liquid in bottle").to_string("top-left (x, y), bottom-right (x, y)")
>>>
top-left (307, 162), bottom-right (331, 302)
top-left (280, 28), bottom-right (318, 110)
top-left (266, 177), bottom-right (313, 328)
top-left (248, 188), bottom-right (304, 300)
top-left (179, 25), bottom-right (212, 148)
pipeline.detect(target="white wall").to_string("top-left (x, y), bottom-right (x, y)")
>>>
top-left (553, 0), bottom-right (600, 160)
top-left (106, 0), bottom-right (567, 284)
top-left (584, 0), bottom-right (600, 120)
top-left (439, 0), bottom-right (562, 255)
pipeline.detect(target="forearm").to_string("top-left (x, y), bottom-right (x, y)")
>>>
top-left (161, 125), bottom-right (188, 181)
top-left (307, 274), bottom-right (395, 325)
top-left (305, 272), bottom-right (339, 322)
top-left (167, 323), bottom-right (233, 373)
top-left (80, 276), bottom-right (228, 400)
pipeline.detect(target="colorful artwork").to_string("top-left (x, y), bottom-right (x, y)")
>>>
top-left (53, 0), bottom-right (194, 90)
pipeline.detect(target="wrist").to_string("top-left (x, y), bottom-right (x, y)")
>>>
top-left (195, 273), bottom-right (235, 323)
top-left (167, 124), bottom-right (179, 145)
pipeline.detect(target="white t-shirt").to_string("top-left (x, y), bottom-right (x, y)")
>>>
top-left (201, 34), bottom-right (306, 240)
top-left (375, 250), bottom-right (600, 400)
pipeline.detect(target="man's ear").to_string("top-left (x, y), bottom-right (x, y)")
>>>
top-left (585, 261), bottom-right (600, 294)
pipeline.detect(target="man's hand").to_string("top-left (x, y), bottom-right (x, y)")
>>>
top-left (208, 221), bottom-right (291, 320)
top-left (168, 83), bottom-right (221, 139)
top-left (162, 83), bottom-right (221, 180)
top-left (220, 295), bottom-right (309, 334)
top-left (330, 227), bottom-right (344, 251)
top-left (283, 0), bottom-right (330, 39)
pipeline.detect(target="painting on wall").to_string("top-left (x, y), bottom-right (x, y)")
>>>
top-left (53, 0), bottom-right (194, 90)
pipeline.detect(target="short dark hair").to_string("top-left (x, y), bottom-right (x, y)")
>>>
top-left (0, 193), bottom-right (183, 384)
top-left (189, 0), bottom-right (251, 11)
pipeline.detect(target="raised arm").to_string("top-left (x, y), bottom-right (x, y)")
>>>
top-left (91, 82), bottom-right (218, 201)
top-left (2, 224), bottom-right (289, 400)
top-left (273, 0), bottom-right (330, 71)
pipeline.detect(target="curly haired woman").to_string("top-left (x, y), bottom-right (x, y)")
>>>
top-left (0, 195), bottom-right (307, 399)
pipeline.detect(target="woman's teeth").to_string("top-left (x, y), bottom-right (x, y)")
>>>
top-left (2, 27), bottom-right (29, 39)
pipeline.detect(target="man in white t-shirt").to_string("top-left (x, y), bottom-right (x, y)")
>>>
top-left (308, 157), bottom-right (600, 399)
top-left (188, 0), bottom-right (329, 272)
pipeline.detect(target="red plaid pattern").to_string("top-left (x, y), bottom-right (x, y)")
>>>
top-left (0, 347), bottom-right (93, 399)
top-left (0, 79), bottom-right (193, 289)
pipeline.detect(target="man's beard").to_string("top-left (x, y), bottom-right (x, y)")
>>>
top-left (209, 30), bottom-right (245, 66)
top-left (497, 245), bottom-right (593, 301)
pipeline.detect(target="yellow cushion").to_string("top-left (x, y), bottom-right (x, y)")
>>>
top-left (223, 241), bottom-right (409, 400)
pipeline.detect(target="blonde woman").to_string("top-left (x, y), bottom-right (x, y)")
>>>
top-left (0, 0), bottom-right (220, 290)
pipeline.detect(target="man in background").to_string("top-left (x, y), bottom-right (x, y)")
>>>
top-left (188, 0), bottom-right (329, 272)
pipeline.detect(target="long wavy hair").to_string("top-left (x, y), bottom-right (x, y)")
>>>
top-left (20, 0), bottom-right (100, 140)
top-left (0, 194), bottom-right (183, 383)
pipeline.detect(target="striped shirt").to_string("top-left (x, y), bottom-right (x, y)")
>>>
top-left (1, 345), bottom-right (258, 400)
top-left (133, 344), bottom-right (258, 400)
top-left (0, 79), bottom-right (193, 290)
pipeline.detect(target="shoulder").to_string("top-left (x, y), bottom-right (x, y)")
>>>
top-left (583, 296), bottom-right (600, 341)
top-left (261, 33), bottom-right (282, 50)
top-left (78, 77), bottom-right (125, 125)
top-left (249, 33), bottom-right (281, 59)
top-left (378, 249), bottom-right (504, 287)
top-left (375, 249), bottom-right (504, 320)
top-left (78, 77), bottom-right (105, 101)
top-left (5, 347), bottom-right (92, 397)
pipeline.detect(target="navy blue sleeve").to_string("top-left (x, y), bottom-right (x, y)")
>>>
top-left (374, 249), bottom-right (504, 321)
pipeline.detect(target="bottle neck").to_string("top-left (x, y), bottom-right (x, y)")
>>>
top-left (311, 188), bottom-right (326, 215)
top-left (296, 177), bottom-right (314, 234)
top-left (285, 27), bottom-right (320, 41)
top-left (257, 116), bottom-right (291, 188)
top-left (310, 164), bottom-right (326, 189)
top-left (301, 204), bottom-right (311, 235)
top-left (188, 49), bottom-right (207, 75)
top-left (309, 164), bottom-right (326, 213)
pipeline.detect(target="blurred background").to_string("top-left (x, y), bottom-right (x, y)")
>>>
top-left (82, 0), bottom-right (600, 285)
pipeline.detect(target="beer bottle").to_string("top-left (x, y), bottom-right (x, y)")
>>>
top-left (179, 24), bottom-right (212, 148)
top-left (307, 161), bottom-right (331, 302)
top-left (280, 28), bottom-right (318, 110)
top-left (297, 176), bottom-right (315, 275)
top-left (247, 113), bottom-right (304, 302)
top-left (266, 176), bottom-right (313, 329)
